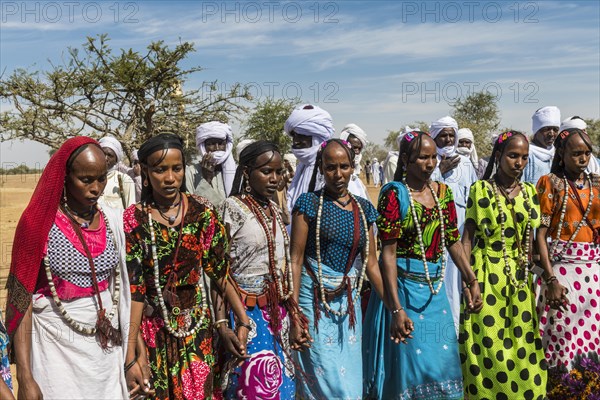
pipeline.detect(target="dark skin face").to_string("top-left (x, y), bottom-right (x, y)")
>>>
top-left (533, 125), bottom-right (559, 148)
top-left (560, 134), bottom-right (592, 180)
top-left (319, 142), bottom-right (353, 198)
top-left (402, 136), bottom-right (438, 184)
top-left (143, 148), bottom-right (185, 206)
top-left (495, 136), bottom-right (529, 183)
top-left (65, 145), bottom-right (108, 213)
top-left (204, 138), bottom-right (227, 152)
top-left (244, 151), bottom-right (283, 201)
top-left (458, 138), bottom-right (472, 149)
top-left (346, 135), bottom-right (363, 155)
top-left (292, 132), bottom-right (312, 149)
top-left (434, 128), bottom-right (455, 148)
top-left (102, 147), bottom-right (118, 170)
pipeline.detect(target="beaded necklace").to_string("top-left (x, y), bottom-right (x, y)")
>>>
top-left (491, 180), bottom-right (532, 289)
top-left (241, 194), bottom-right (294, 301)
top-left (315, 190), bottom-right (369, 317)
top-left (404, 179), bottom-right (447, 295)
top-left (550, 173), bottom-right (594, 261)
top-left (147, 197), bottom-right (209, 338)
top-left (43, 208), bottom-right (121, 336)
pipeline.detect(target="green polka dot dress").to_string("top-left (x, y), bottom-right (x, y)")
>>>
top-left (459, 181), bottom-right (547, 400)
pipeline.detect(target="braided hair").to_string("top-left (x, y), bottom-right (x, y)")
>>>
top-left (550, 128), bottom-right (593, 175)
top-left (482, 131), bottom-right (528, 180)
top-left (230, 140), bottom-right (281, 196)
top-left (392, 131), bottom-right (430, 182)
top-left (307, 139), bottom-right (355, 192)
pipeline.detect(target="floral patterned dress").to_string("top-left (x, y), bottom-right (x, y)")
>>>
top-left (124, 194), bottom-right (229, 400)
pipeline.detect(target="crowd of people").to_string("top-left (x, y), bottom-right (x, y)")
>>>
top-left (1, 104), bottom-right (598, 400)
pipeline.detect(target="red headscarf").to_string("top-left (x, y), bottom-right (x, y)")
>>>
top-left (5, 136), bottom-right (100, 338)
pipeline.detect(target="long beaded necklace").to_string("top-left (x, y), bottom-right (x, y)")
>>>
top-left (315, 190), bottom-right (369, 316)
top-left (491, 180), bottom-right (532, 289)
top-left (550, 173), bottom-right (594, 261)
top-left (43, 207), bottom-right (121, 336)
top-left (404, 179), bottom-right (447, 295)
top-left (147, 197), bottom-right (209, 338)
top-left (242, 195), bottom-right (294, 301)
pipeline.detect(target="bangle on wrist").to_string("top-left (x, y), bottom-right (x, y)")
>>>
top-left (124, 356), bottom-right (137, 373)
top-left (545, 275), bottom-right (557, 285)
top-left (214, 319), bottom-right (229, 329)
top-left (391, 306), bottom-right (404, 315)
top-left (237, 321), bottom-right (253, 331)
top-left (465, 277), bottom-right (478, 289)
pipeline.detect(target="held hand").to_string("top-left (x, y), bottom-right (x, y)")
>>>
top-left (219, 326), bottom-right (250, 366)
top-left (439, 155), bottom-right (460, 175)
top-left (289, 322), bottom-right (313, 351)
top-left (390, 310), bottom-right (414, 345)
top-left (17, 376), bottom-right (43, 400)
top-left (126, 361), bottom-right (153, 398)
top-left (545, 280), bottom-right (570, 312)
top-left (467, 284), bottom-right (483, 313)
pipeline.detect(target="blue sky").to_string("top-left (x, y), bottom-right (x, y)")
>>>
top-left (1, 0), bottom-right (599, 167)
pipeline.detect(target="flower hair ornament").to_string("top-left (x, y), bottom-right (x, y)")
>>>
top-left (559, 129), bottom-right (572, 141)
top-left (497, 131), bottom-right (516, 144)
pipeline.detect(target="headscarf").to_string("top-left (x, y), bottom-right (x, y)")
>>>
top-left (429, 116), bottom-right (459, 157)
top-left (195, 121), bottom-right (237, 196)
top-left (456, 128), bottom-right (479, 166)
top-left (284, 104), bottom-right (334, 214)
top-left (99, 136), bottom-right (124, 164)
top-left (340, 123), bottom-right (368, 175)
top-left (560, 116), bottom-right (587, 131)
top-left (5, 136), bottom-right (99, 338)
top-left (532, 106), bottom-right (561, 135)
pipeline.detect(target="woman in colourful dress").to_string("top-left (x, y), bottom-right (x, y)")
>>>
top-left (6, 137), bottom-right (129, 399)
top-left (290, 139), bottom-right (384, 399)
top-left (536, 128), bottom-right (600, 376)
top-left (219, 141), bottom-right (307, 398)
top-left (364, 131), bottom-right (481, 399)
top-left (123, 133), bottom-right (250, 400)
top-left (460, 131), bottom-right (547, 400)
top-left (0, 309), bottom-right (15, 400)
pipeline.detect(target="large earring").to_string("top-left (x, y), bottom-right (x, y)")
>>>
top-left (143, 178), bottom-right (148, 187)
top-left (244, 178), bottom-right (252, 193)
top-left (62, 185), bottom-right (68, 204)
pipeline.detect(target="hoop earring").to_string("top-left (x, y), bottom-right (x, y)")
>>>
top-left (244, 179), bottom-right (252, 193)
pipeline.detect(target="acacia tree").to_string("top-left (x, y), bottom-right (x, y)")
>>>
top-left (451, 91), bottom-right (500, 157)
top-left (242, 97), bottom-right (298, 155)
top-left (0, 34), bottom-right (251, 160)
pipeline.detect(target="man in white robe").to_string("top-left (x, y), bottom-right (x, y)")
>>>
top-left (522, 106), bottom-right (561, 184)
top-left (98, 137), bottom-right (136, 209)
top-left (371, 158), bottom-right (381, 186)
top-left (340, 123), bottom-right (370, 200)
top-left (430, 116), bottom-right (478, 334)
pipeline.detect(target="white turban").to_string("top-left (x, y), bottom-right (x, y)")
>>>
top-left (456, 128), bottom-right (479, 167)
top-left (430, 116), bottom-right (459, 157)
top-left (236, 139), bottom-right (255, 159)
top-left (194, 121), bottom-right (236, 196)
top-left (99, 137), bottom-right (124, 163)
top-left (532, 106), bottom-right (560, 134)
top-left (560, 116), bottom-right (587, 131)
top-left (285, 105), bottom-right (334, 215)
top-left (340, 123), bottom-right (368, 148)
top-left (284, 104), bottom-right (334, 142)
top-left (283, 153), bottom-right (296, 164)
top-left (429, 116), bottom-right (458, 139)
top-left (131, 149), bottom-right (139, 162)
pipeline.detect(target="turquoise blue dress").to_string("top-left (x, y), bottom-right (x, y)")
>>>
top-left (0, 309), bottom-right (13, 393)
top-left (363, 181), bottom-right (464, 399)
top-left (293, 191), bottom-right (378, 400)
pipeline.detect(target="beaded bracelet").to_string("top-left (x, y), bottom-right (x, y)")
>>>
top-left (124, 356), bottom-right (138, 374)
top-left (391, 307), bottom-right (404, 314)
top-left (214, 319), bottom-right (229, 329)
top-left (545, 276), bottom-right (558, 285)
top-left (465, 278), bottom-right (478, 289)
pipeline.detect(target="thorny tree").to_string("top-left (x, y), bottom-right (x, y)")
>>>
top-left (0, 34), bottom-right (252, 160)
